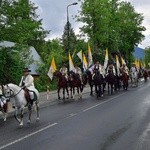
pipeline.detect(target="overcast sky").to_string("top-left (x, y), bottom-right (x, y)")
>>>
top-left (32, 0), bottom-right (150, 49)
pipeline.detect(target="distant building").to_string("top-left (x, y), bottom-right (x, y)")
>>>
top-left (133, 47), bottom-right (145, 60)
top-left (0, 41), bottom-right (42, 76)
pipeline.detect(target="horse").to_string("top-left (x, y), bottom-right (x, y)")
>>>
top-left (143, 69), bottom-right (149, 82)
top-left (3, 83), bottom-right (39, 126)
top-left (54, 71), bottom-right (69, 102)
top-left (93, 69), bottom-right (104, 98)
top-left (121, 72), bottom-right (129, 90)
top-left (68, 71), bottom-right (83, 100)
top-left (105, 70), bottom-right (116, 95)
top-left (130, 71), bottom-right (138, 87)
top-left (0, 96), bottom-right (8, 121)
top-left (86, 69), bottom-right (94, 96)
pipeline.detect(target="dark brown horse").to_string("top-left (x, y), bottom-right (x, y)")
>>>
top-left (54, 71), bottom-right (69, 101)
top-left (105, 70), bottom-right (116, 95)
top-left (143, 69), bottom-right (149, 82)
top-left (86, 69), bottom-right (105, 97)
top-left (68, 71), bottom-right (84, 99)
top-left (121, 72), bottom-right (129, 90)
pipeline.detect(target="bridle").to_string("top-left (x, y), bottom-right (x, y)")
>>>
top-left (4, 85), bottom-right (23, 98)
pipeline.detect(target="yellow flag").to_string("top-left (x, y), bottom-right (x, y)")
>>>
top-left (104, 48), bottom-right (109, 69)
top-left (135, 59), bottom-right (138, 68)
top-left (47, 57), bottom-right (57, 80)
top-left (116, 55), bottom-right (120, 75)
top-left (88, 44), bottom-right (93, 67)
top-left (69, 52), bottom-right (75, 71)
top-left (83, 53), bottom-right (88, 71)
top-left (121, 56), bottom-right (126, 65)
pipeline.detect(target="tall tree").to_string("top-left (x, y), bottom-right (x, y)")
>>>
top-left (61, 22), bottom-right (77, 54)
top-left (0, 0), bottom-right (48, 84)
top-left (76, 0), bottom-right (145, 64)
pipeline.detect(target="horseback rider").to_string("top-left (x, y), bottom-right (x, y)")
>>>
top-left (19, 68), bottom-right (35, 105)
top-left (60, 63), bottom-right (68, 81)
top-left (106, 62), bottom-right (116, 76)
top-left (74, 64), bottom-right (83, 83)
top-left (92, 61), bottom-right (102, 79)
top-left (120, 63), bottom-right (129, 76)
top-left (130, 63), bottom-right (138, 74)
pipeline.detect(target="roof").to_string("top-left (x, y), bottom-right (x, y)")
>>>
top-left (0, 41), bottom-right (42, 75)
top-left (133, 47), bottom-right (145, 60)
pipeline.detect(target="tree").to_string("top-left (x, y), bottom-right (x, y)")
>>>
top-left (0, 0), bottom-right (48, 84)
top-left (144, 47), bottom-right (150, 69)
top-left (61, 22), bottom-right (77, 54)
top-left (76, 0), bottom-right (145, 65)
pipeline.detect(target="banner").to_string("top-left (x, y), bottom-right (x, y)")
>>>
top-left (47, 57), bottom-right (57, 80)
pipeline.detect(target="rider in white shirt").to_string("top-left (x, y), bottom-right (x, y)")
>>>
top-left (19, 68), bottom-right (35, 105)
top-left (130, 63), bottom-right (138, 74)
top-left (74, 65), bottom-right (83, 83)
top-left (60, 63), bottom-right (68, 81)
top-left (120, 63), bottom-right (129, 75)
top-left (92, 61), bottom-right (102, 79)
top-left (106, 62), bottom-right (116, 76)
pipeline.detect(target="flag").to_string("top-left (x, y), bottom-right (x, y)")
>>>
top-left (72, 49), bottom-right (77, 58)
top-left (116, 55), bottom-right (120, 75)
top-left (77, 50), bottom-right (83, 62)
top-left (121, 56), bottom-right (126, 65)
top-left (47, 57), bottom-right (57, 80)
top-left (69, 52), bottom-right (75, 71)
top-left (104, 48), bottom-right (109, 69)
top-left (83, 53), bottom-right (88, 71)
top-left (88, 44), bottom-right (93, 67)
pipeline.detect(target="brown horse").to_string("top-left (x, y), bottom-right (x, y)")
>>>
top-left (105, 70), bottom-right (116, 95)
top-left (121, 72), bottom-right (129, 90)
top-left (68, 71), bottom-right (83, 100)
top-left (143, 69), bottom-right (149, 82)
top-left (54, 71), bottom-right (69, 101)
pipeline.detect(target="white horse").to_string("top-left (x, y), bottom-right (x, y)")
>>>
top-left (130, 71), bottom-right (138, 87)
top-left (3, 83), bottom-right (40, 126)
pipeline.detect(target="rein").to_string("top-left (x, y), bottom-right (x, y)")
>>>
top-left (5, 86), bottom-right (23, 98)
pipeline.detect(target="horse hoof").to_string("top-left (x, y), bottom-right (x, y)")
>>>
top-left (19, 123), bottom-right (23, 127)
top-left (27, 120), bottom-right (31, 124)
top-left (36, 118), bottom-right (40, 122)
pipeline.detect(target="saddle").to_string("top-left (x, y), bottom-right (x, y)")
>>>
top-left (24, 89), bottom-right (37, 105)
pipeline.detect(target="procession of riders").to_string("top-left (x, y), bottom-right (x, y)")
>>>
top-left (59, 61), bottom-right (149, 86)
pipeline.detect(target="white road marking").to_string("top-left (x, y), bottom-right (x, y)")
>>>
top-left (83, 93), bottom-right (126, 112)
top-left (0, 123), bottom-right (58, 150)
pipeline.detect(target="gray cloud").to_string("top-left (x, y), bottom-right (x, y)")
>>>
top-left (31, 0), bottom-right (150, 48)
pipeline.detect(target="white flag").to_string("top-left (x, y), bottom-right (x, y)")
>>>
top-left (69, 52), bottom-right (75, 71)
top-left (77, 50), bottom-right (83, 62)
top-left (88, 44), bottom-right (93, 67)
top-left (47, 57), bottom-right (57, 80)
top-left (104, 48), bottom-right (109, 69)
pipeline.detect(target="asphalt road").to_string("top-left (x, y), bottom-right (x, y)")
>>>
top-left (0, 80), bottom-right (150, 150)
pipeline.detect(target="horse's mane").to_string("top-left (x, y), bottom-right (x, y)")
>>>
top-left (7, 83), bottom-right (21, 91)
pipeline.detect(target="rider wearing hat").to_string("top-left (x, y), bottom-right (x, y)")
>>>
top-left (60, 63), bottom-right (68, 81)
top-left (19, 68), bottom-right (35, 105)
top-left (74, 64), bottom-right (83, 83)
top-left (106, 61), bottom-right (116, 76)
top-left (120, 63), bottom-right (129, 75)
top-left (130, 63), bottom-right (138, 73)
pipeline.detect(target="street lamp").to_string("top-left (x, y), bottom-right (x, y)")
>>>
top-left (67, 2), bottom-right (78, 52)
